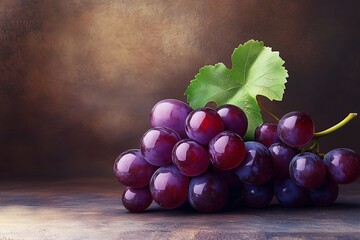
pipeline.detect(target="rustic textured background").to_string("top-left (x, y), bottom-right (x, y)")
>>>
top-left (1, 0), bottom-right (359, 179)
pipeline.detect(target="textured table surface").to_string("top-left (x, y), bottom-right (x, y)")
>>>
top-left (0, 178), bottom-right (359, 240)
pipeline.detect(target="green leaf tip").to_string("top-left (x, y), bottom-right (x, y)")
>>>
top-left (185, 39), bottom-right (289, 139)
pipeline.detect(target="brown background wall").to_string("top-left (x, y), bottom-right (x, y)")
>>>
top-left (0, 0), bottom-right (359, 179)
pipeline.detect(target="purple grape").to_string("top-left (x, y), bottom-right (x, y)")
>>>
top-left (188, 171), bottom-right (228, 213)
top-left (289, 152), bottom-right (326, 189)
top-left (235, 141), bottom-right (273, 185)
top-left (122, 187), bottom-right (153, 212)
top-left (149, 165), bottom-right (189, 209)
top-left (172, 139), bottom-right (209, 177)
top-left (140, 127), bottom-right (181, 166)
top-left (113, 149), bottom-right (157, 188)
top-left (254, 123), bottom-right (282, 148)
top-left (214, 168), bottom-right (243, 209)
top-left (185, 107), bottom-right (224, 145)
top-left (277, 111), bottom-right (314, 148)
top-left (323, 148), bottom-right (360, 184)
top-left (214, 167), bottom-right (242, 189)
top-left (269, 143), bottom-right (298, 178)
top-left (216, 104), bottom-right (248, 138)
top-left (208, 131), bottom-right (245, 170)
top-left (310, 179), bottom-right (339, 206)
top-left (275, 178), bottom-right (309, 207)
top-left (242, 181), bottom-right (274, 208)
top-left (150, 99), bottom-right (193, 138)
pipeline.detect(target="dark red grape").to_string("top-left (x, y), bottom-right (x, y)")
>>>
top-left (309, 179), bottom-right (339, 206)
top-left (235, 141), bottom-right (273, 185)
top-left (275, 178), bottom-right (309, 207)
top-left (269, 143), bottom-right (298, 178)
top-left (323, 148), bottom-right (360, 184)
top-left (185, 107), bottom-right (224, 145)
top-left (289, 152), bottom-right (326, 189)
top-left (208, 131), bottom-right (245, 170)
top-left (122, 187), bottom-right (153, 212)
top-left (150, 99), bottom-right (193, 138)
top-left (216, 104), bottom-right (248, 138)
top-left (242, 181), bottom-right (274, 208)
top-left (277, 111), bottom-right (314, 148)
top-left (172, 139), bottom-right (209, 177)
top-left (149, 165), bottom-right (189, 209)
top-left (113, 149), bottom-right (157, 188)
top-left (254, 123), bottom-right (282, 148)
top-left (140, 127), bottom-right (181, 166)
top-left (188, 171), bottom-right (228, 213)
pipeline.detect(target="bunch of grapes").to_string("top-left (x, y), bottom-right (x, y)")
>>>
top-left (113, 99), bottom-right (360, 213)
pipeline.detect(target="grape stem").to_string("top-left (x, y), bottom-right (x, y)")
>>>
top-left (307, 139), bottom-right (319, 152)
top-left (306, 139), bottom-right (322, 155)
top-left (257, 99), bottom-right (280, 122)
top-left (313, 113), bottom-right (358, 138)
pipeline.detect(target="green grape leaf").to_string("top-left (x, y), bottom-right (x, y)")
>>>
top-left (185, 40), bottom-right (288, 140)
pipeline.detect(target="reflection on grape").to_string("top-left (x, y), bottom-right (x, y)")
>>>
top-left (289, 152), bottom-right (326, 189)
top-left (324, 148), bottom-right (360, 184)
top-left (172, 139), bottom-right (209, 177)
top-left (188, 171), bottom-right (228, 213)
top-left (255, 123), bottom-right (282, 147)
top-left (242, 181), bottom-right (274, 208)
top-left (185, 107), bottom-right (224, 145)
top-left (235, 141), bottom-right (273, 185)
top-left (277, 111), bottom-right (314, 148)
top-left (275, 178), bottom-right (309, 207)
top-left (269, 143), bottom-right (298, 178)
top-left (150, 165), bottom-right (189, 209)
top-left (150, 99), bottom-right (193, 138)
top-left (216, 104), bottom-right (248, 138)
top-left (113, 149), bottom-right (157, 188)
top-left (140, 127), bottom-right (181, 166)
top-left (122, 187), bottom-right (153, 212)
top-left (208, 131), bottom-right (245, 170)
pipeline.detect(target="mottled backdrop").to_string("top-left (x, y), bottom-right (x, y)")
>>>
top-left (0, 0), bottom-right (359, 179)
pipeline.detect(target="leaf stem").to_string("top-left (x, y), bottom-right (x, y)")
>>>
top-left (257, 99), bottom-right (280, 122)
top-left (313, 113), bottom-right (358, 138)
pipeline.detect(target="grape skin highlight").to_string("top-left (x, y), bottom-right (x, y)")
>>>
top-left (150, 99), bottom-right (193, 139)
top-left (113, 149), bottom-right (157, 188)
top-left (188, 171), bottom-right (228, 213)
top-left (150, 165), bottom-right (189, 209)
top-left (208, 131), bottom-right (245, 170)
top-left (216, 104), bottom-right (248, 138)
top-left (185, 107), bottom-right (224, 145)
top-left (235, 141), bottom-right (273, 185)
top-left (122, 187), bottom-right (153, 213)
top-left (140, 127), bottom-right (181, 167)
top-left (172, 139), bottom-right (209, 177)
top-left (289, 152), bottom-right (326, 189)
top-left (323, 148), bottom-right (360, 184)
top-left (277, 111), bottom-right (314, 148)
